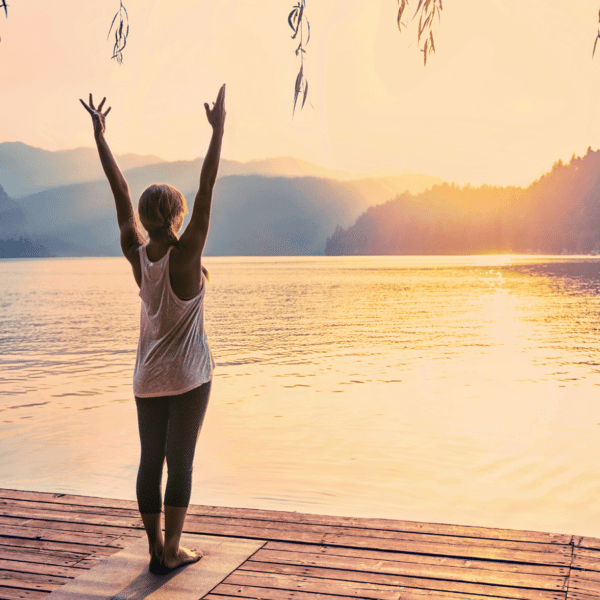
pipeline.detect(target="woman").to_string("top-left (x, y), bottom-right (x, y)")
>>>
top-left (80, 85), bottom-right (226, 575)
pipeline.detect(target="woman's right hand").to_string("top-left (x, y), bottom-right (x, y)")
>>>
top-left (204, 84), bottom-right (226, 133)
top-left (80, 94), bottom-right (111, 138)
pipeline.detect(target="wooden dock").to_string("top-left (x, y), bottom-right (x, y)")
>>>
top-left (1, 488), bottom-right (600, 600)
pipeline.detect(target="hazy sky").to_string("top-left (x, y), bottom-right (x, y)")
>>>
top-left (2, 0), bottom-right (600, 186)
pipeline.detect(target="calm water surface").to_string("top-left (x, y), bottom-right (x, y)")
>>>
top-left (2, 255), bottom-right (600, 536)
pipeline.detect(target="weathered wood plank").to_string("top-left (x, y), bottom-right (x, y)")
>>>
top-left (204, 595), bottom-right (258, 600)
top-left (0, 498), bottom-right (138, 519)
top-left (0, 568), bottom-right (69, 592)
top-left (207, 588), bottom-right (383, 600)
top-left (188, 507), bottom-right (571, 545)
top-left (0, 490), bottom-right (136, 511)
top-left (0, 586), bottom-right (50, 600)
top-left (0, 546), bottom-right (89, 568)
top-left (577, 540), bottom-right (600, 551)
top-left (0, 505), bottom-right (141, 530)
top-left (180, 521), bottom-right (572, 566)
top-left (221, 572), bottom-right (404, 600)
top-left (238, 562), bottom-right (565, 600)
top-left (248, 548), bottom-right (567, 590)
top-left (212, 584), bottom-right (536, 600)
top-left (219, 573), bottom-right (535, 600)
top-left (0, 559), bottom-right (82, 579)
top-left (183, 514), bottom-right (571, 554)
top-left (264, 542), bottom-right (570, 577)
top-left (0, 490), bottom-right (572, 545)
top-left (567, 575), bottom-right (600, 594)
top-left (567, 592), bottom-right (600, 600)
top-left (569, 571), bottom-right (600, 584)
top-left (573, 548), bottom-right (600, 572)
top-left (0, 519), bottom-right (29, 529)
top-left (573, 549), bottom-right (600, 559)
top-left (14, 518), bottom-right (141, 538)
top-left (0, 523), bottom-right (130, 548)
top-left (0, 536), bottom-right (123, 556)
top-left (68, 556), bottom-right (107, 570)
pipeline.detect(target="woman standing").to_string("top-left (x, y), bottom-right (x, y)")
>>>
top-left (80, 85), bottom-right (226, 574)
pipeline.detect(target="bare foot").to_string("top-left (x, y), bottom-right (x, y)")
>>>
top-left (163, 546), bottom-right (202, 570)
top-left (148, 542), bottom-right (164, 558)
top-left (148, 543), bottom-right (164, 575)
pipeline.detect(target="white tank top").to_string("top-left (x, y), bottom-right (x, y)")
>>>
top-left (133, 245), bottom-right (214, 398)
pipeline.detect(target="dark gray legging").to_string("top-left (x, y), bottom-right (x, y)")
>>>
top-left (134, 381), bottom-right (211, 514)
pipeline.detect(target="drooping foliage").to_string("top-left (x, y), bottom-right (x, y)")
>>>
top-left (288, 0), bottom-right (310, 116)
top-left (107, 0), bottom-right (129, 64)
top-left (397, 0), bottom-right (443, 66)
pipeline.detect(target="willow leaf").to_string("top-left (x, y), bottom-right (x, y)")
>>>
top-left (397, 0), bottom-right (407, 30)
top-left (302, 78), bottom-right (308, 109)
top-left (295, 64), bottom-right (303, 94)
top-left (288, 8), bottom-right (298, 32)
top-left (107, 12), bottom-right (119, 39)
top-left (292, 4), bottom-right (303, 39)
top-left (293, 64), bottom-right (303, 115)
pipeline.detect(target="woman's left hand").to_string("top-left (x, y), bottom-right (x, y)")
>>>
top-left (80, 94), bottom-right (111, 138)
top-left (204, 84), bottom-right (226, 134)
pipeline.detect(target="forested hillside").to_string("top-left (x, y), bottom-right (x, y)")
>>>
top-left (0, 184), bottom-right (50, 257)
top-left (326, 148), bottom-right (600, 255)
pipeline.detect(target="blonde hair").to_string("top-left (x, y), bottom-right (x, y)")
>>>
top-left (138, 184), bottom-right (211, 283)
top-left (138, 184), bottom-right (187, 247)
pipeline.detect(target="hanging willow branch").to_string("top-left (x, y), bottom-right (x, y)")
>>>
top-left (289, 0), bottom-right (310, 116)
top-left (0, 0), bottom-right (7, 42)
top-left (593, 7), bottom-right (600, 58)
top-left (108, 1), bottom-right (129, 64)
top-left (397, 0), bottom-right (443, 66)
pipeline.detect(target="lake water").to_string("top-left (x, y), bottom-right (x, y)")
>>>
top-left (2, 255), bottom-right (600, 537)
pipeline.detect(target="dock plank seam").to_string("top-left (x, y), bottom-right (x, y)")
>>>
top-left (202, 540), bottom-right (269, 599)
top-left (566, 535), bottom-right (579, 600)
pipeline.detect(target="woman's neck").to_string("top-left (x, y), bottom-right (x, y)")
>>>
top-left (146, 237), bottom-right (173, 262)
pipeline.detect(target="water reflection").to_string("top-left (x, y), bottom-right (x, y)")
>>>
top-left (2, 256), bottom-right (600, 536)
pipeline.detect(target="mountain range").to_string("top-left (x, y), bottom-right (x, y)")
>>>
top-left (8, 142), bottom-right (598, 259)
top-left (0, 143), bottom-right (443, 257)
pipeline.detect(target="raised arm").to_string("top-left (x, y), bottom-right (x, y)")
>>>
top-left (79, 94), bottom-right (143, 259)
top-left (179, 84), bottom-right (226, 256)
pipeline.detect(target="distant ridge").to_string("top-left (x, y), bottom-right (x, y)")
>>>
top-left (0, 142), bottom-right (444, 257)
top-left (225, 156), bottom-right (416, 181)
top-left (0, 142), bottom-right (166, 197)
top-left (9, 171), bottom-right (442, 257)
top-left (0, 142), bottom-right (442, 197)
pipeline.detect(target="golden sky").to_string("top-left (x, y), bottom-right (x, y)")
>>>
top-left (2, 0), bottom-right (600, 186)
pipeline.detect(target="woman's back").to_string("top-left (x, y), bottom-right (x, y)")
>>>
top-left (142, 238), bottom-right (203, 301)
top-left (133, 244), bottom-right (213, 398)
